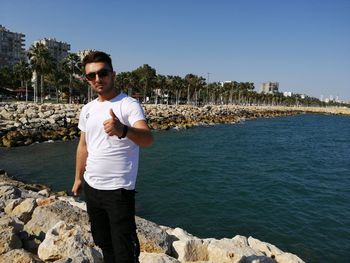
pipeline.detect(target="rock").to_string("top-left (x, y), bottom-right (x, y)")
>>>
top-left (0, 185), bottom-right (21, 206)
top-left (57, 196), bottom-right (87, 211)
top-left (0, 173), bottom-right (50, 193)
top-left (7, 198), bottom-right (37, 223)
top-left (166, 227), bottom-right (208, 261)
top-left (2, 102), bottom-right (349, 147)
top-left (0, 174), bottom-right (306, 263)
top-left (0, 248), bottom-right (43, 263)
top-left (206, 236), bottom-right (267, 263)
top-left (24, 200), bottom-right (90, 241)
top-left (248, 237), bottom-right (304, 263)
top-left (248, 236), bottom-right (283, 258)
top-left (136, 216), bottom-right (172, 254)
top-left (140, 252), bottom-right (181, 263)
top-left (4, 198), bottom-right (22, 214)
top-left (0, 215), bottom-right (23, 255)
top-left (274, 252), bottom-right (304, 263)
top-left (36, 196), bottom-right (57, 206)
top-left (37, 189), bottom-right (50, 197)
top-left (37, 221), bottom-right (102, 262)
top-left (166, 227), bottom-right (198, 242)
top-left (172, 239), bottom-right (208, 262)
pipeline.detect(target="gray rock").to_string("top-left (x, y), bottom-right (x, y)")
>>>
top-left (37, 221), bottom-right (102, 262)
top-left (0, 185), bottom-right (21, 201)
top-left (206, 236), bottom-right (266, 263)
top-left (0, 248), bottom-right (43, 262)
top-left (0, 215), bottom-right (23, 255)
top-left (4, 198), bottom-right (22, 214)
top-left (140, 252), bottom-right (181, 263)
top-left (9, 198), bottom-right (37, 223)
top-left (136, 216), bottom-right (172, 254)
top-left (248, 236), bottom-right (283, 258)
top-left (25, 200), bottom-right (90, 241)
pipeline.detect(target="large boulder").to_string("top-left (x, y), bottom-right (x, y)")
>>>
top-left (0, 185), bottom-right (21, 209)
top-left (166, 227), bottom-right (208, 261)
top-left (24, 199), bottom-right (90, 241)
top-left (136, 216), bottom-right (172, 254)
top-left (0, 248), bottom-right (43, 263)
top-left (274, 253), bottom-right (305, 263)
top-left (206, 236), bottom-right (271, 263)
top-left (247, 237), bottom-right (304, 263)
top-left (5, 198), bottom-right (37, 223)
top-left (140, 252), bottom-right (181, 263)
top-left (37, 221), bottom-right (102, 262)
top-left (0, 215), bottom-right (23, 255)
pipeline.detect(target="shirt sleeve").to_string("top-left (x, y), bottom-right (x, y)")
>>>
top-left (78, 106), bottom-right (87, 132)
top-left (125, 99), bottom-right (146, 127)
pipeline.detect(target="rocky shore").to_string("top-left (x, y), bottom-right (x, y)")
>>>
top-left (1, 101), bottom-right (349, 147)
top-left (0, 170), bottom-right (304, 263)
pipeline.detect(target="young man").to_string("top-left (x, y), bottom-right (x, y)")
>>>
top-left (72, 51), bottom-right (153, 263)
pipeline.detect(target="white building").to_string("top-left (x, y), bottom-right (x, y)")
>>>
top-left (34, 38), bottom-right (70, 62)
top-left (283, 91), bottom-right (292, 97)
top-left (261, 81), bottom-right (279, 94)
top-left (0, 25), bottom-right (26, 68)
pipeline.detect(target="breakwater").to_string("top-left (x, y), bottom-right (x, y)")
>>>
top-left (0, 170), bottom-right (304, 262)
top-left (1, 101), bottom-right (349, 147)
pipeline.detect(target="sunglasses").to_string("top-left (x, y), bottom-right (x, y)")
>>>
top-left (85, 68), bottom-right (112, 81)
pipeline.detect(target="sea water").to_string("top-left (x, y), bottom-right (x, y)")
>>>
top-left (1, 114), bottom-right (349, 262)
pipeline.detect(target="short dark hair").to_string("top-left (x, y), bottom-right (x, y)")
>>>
top-left (82, 51), bottom-right (113, 71)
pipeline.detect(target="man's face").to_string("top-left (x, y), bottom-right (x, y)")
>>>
top-left (85, 62), bottom-right (115, 95)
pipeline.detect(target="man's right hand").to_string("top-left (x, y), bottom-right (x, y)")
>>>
top-left (71, 179), bottom-right (83, 196)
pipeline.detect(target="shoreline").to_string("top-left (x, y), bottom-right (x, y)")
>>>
top-left (0, 170), bottom-right (305, 262)
top-left (1, 102), bottom-right (350, 147)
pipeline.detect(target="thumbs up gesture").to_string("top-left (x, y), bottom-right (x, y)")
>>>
top-left (103, 109), bottom-right (124, 137)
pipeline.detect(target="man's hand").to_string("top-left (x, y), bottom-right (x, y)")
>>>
top-left (103, 109), bottom-right (124, 137)
top-left (71, 178), bottom-right (83, 196)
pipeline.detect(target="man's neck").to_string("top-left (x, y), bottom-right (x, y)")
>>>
top-left (98, 89), bottom-right (120, 102)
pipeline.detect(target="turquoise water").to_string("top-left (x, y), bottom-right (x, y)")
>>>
top-left (1, 114), bottom-right (349, 262)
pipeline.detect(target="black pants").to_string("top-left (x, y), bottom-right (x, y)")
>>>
top-left (84, 182), bottom-right (140, 263)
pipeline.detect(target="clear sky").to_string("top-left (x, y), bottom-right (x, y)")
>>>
top-left (1, 0), bottom-right (350, 101)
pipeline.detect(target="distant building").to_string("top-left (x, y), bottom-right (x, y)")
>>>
top-left (283, 91), bottom-right (292, 97)
top-left (0, 25), bottom-right (26, 68)
top-left (34, 38), bottom-right (70, 62)
top-left (261, 81), bottom-right (279, 94)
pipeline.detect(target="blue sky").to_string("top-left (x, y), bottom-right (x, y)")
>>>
top-left (1, 0), bottom-right (350, 100)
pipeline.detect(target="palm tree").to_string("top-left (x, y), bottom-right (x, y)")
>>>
top-left (171, 75), bottom-right (186, 105)
top-left (13, 61), bottom-right (32, 102)
top-left (62, 53), bottom-right (82, 103)
top-left (116, 71), bottom-right (139, 96)
top-left (47, 61), bottom-right (68, 103)
top-left (28, 43), bottom-right (54, 103)
top-left (155, 74), bottom-right (167, 104)
top-left (133, 64), bottom-right (156, 103)
top-left (0, 66), bottom-right (17, 94)
top-left (185, 74), bottom-right (206, 105)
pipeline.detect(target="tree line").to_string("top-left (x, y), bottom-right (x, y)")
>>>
top-left (0, 44), bottom-right (348, 108)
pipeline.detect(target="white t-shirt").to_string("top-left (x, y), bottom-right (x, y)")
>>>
top-left (78, 92), bottom-right (146, 190)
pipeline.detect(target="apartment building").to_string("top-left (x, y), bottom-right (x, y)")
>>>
top-left (0, 25), bottom-right (26, 68)
top-left (261, 81), bottom-right (279, 94)
top-left (34, 38), bottom-right (70, 62)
